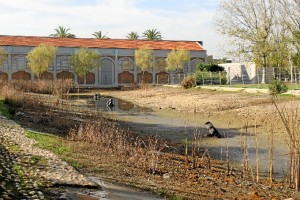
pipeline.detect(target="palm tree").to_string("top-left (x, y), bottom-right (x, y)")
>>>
top-left (142, 29), bottom-right (162, 40)
top-left (126, 31), bottom-right (140, 40)
top-left (92, 31), bottom-right (108, 39)
top-left (49, 26), bottom-right (76, 38)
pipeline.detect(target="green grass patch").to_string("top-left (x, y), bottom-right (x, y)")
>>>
top-left (0, 97), bottom-right (11, 118)
top-left (24, 130), bottom-right (90, 170)
top-left (13, 164), bottom-right (24, 182)
top-left (30, 155), bottom-right (48, 166)
top-left (25, 130), bottom-right (71, 155)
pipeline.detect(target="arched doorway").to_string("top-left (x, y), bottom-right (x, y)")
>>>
top-left (190, 58), bottom-right (204, 73)
top-left (100, 58), bottom-right (114, 85)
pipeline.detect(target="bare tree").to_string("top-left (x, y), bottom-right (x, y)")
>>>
top-left (215, 0), bottom-right (276, 83)
top-left (278, 0), bottom-right (300, 80)
top-left (278, 0), bottom-right (300, 45)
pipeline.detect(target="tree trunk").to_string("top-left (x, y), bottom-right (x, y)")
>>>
top-left (261, 55), bottom-right (267, 84)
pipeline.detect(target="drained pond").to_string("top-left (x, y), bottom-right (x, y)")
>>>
top-left (66, 93), bottom-right (290, 178)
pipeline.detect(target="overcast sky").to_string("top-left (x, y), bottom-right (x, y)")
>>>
top-left (0, 0), bottom-right (226, 58)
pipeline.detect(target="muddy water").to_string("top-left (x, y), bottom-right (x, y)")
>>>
top-left (89, 177), bottom-right (163, 200)
top-left (69, 94), bottom-right (289, 178)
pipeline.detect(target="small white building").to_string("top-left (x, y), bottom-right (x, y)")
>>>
top-left (219, 62), bottom-right (257, 84)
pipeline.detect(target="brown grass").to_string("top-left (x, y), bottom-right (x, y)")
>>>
top-left (2, 82), bottom-right (300, 199)
top-left (0, 79), bottom-right (73, 97)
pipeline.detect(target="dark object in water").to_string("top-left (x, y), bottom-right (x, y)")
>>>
top-left (94, 93), bottom-right (101, 101)
top-left (205, 121), bottom-right (222, 138)
top-left (106, 99), bottom-right (114, 107)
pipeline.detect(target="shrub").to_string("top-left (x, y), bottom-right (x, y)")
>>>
top-left (194, 71), bottom-right (227, 85)
top-left (268, 79), bottom-right (288, 95)
top-left (181, 75), bottom-right (195, 89)
top-left (197, 63), bottom-right (224, 72)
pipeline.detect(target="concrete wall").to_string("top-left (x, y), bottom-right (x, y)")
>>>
top-left (219, 62), bottom-right (257, 84)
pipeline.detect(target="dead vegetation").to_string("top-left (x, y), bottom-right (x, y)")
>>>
top-left (0, 81), bottom-right (300, 199)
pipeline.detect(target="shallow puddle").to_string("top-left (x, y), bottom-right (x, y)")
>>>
top-left (66, 94), bottom-right (152, 114)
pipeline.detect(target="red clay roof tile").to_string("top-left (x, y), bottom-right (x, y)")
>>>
top-left (0, 35), bottom-right (204, 51)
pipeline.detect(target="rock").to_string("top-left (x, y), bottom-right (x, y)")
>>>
top-left (29, 191), bottom-right (35, 195)
top-left (163, 173), bottom-right (171, 179)
top-left (204, 121), bottom-right (222, 138)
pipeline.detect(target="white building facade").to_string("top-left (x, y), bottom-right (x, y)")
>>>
top-left (0, 35), bottom-right (207, 86)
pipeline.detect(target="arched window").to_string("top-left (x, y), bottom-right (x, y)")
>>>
top-left (118, 57), bottom-right (134, 71)
top-left (190, 58), bottom-right (204, 72)
top-left (12, 55), bottom-right (29, 72)
top-left (0, 59), bottom-right (8, 72)
top-left (101, 58), bottom-right (114, 85)
top-left (156, 58), bottom-right (167, 72)
top-left (56, 56), bottom-right (71, 71)
top-left (183, 63), bottom-right (189, 73)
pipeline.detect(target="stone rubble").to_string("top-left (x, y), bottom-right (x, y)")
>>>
top-left (0, 115), bottom-right (98, 199)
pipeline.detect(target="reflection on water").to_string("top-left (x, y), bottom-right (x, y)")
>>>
top-left (65, 94), bottom-right (152, 114)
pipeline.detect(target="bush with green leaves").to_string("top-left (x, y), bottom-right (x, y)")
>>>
top-left (197, 63), bottom-right (224, 72)
top-left (194, 70), bottom-right (227, 85)
top-left (268, 79), bottom-right (288, 95)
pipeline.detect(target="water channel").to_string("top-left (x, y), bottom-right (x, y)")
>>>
top-left (68, 94), bottom-right (289, 178)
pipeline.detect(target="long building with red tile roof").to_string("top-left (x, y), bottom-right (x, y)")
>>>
top-left (0, 35), bottom-right (204, 51)
top-left (0, 35), bottom-right (206, 86)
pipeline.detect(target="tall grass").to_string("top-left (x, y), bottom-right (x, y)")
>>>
top-left (0, 79), bottom-right (73, 97)
top-left (1, 80), bottom-right (168, 173)
top-left (271, 96), bottom-right (300, 189)
top-left (67, 121), bottom-right (167, 173)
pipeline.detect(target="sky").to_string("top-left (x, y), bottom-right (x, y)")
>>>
top-left (0, 0), bottom-right (225, 58)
